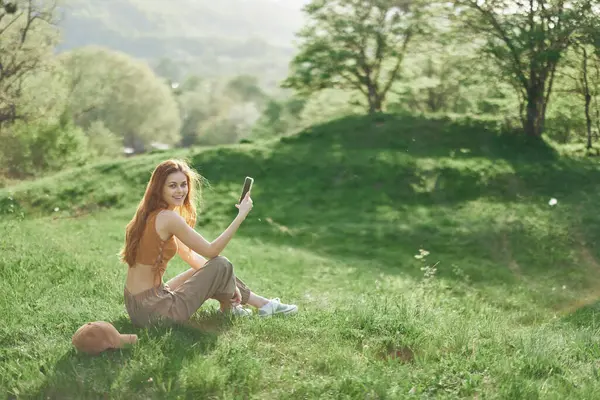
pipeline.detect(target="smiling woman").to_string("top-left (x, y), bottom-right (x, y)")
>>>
top-left (118, 159), bottom-right (297, 327)
top-left (163, 171), bottom-right (189, 208)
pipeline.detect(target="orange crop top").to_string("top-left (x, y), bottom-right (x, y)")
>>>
top-left (134, 209), bottom-right (178, 286)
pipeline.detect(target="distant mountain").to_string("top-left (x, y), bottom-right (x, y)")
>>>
top-left (55, 0), bottom-right (309, 85)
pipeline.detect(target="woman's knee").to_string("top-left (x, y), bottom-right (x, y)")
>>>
top-left (206, 255), bottom-right (233, 273)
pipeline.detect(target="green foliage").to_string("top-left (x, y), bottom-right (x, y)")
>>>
top-left (0, 0), bottom-right (85, 178)
top-left (453, 0), bottom-right (597, 136)
top-left (195, 101), bottom-right (261, 146)
top-left (283, 0), bottom-right (428, 113)
top-left (250, 97), bottom-right (306, 139)
top-left (0, 0), bottom-right (60, 125)
top-left (2, 1), bottom-right (18, 14)
top-left (298, 89), bottom-right (364, 126)
top-left (175, 76), bottom-right (266, 147)
top-left (0, 113), bottom-right (88, 178)
top-left (388, 25), bottom-right (517, 118)
top-left (153, 57), bottom-right (184, 83)
top-left (86, 120), bottom-right (123, 158)
top-left (543, 39), bottom-right (600, 145)
top-left (225, 75), bottom-right (268, 105)
top-left (252, 88), bottom-right (367, 140)
top-left (58, 46), bottom-right (182, 152)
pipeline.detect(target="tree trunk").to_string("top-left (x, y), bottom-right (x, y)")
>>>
top-left (427, 89), bottom-right (440, 113)
top-left (595, 96), bottom-right (600, 144)
top-left (585, 93), bottom-right (592, 149)
top-left (581, 47), bottom-right (593, 150)
top-left (524, 84), bottom-right (546, 137)
top-left (367, 84), bottom-right (383, 114)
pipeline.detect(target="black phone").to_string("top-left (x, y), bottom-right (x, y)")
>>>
top-left (239, 177), bottom-right (254, 203)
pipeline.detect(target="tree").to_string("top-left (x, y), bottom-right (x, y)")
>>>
top-left (547, 48), bottom-right (592, 144)
top-left (282, 0), bottom-right (426, 114)
top-left (0, 111), bottom-right (89, 178)
top-left (58, 46), bottom-right (182, 153)
top-left (574, 44), bottom-right (595, 149)
top-left (0, 0), bottom-right (86, 177)
top-left (174, 75), bottom-right (267, 147)
top-left (153, 57), bottom-right (183, 83)
top-left (453, 0), bottom-right (595, 137)
top-left (2, 2), bottom-right (17, 14)
top-left (251, 96), bottom-right (306, 139)
top-left (226, 74), bottom-right (268, 105)
top-left (392, 37), bottom-right (484, 114)
top-left (0, 0), bottom-right (58, 126)
top-left (570, 12), bottom-right (600, 150)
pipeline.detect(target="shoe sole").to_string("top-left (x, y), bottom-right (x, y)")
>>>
top-left (258, 306), bottom-right (298, 318)
top-left (218, 309), bottom-right (252, 317)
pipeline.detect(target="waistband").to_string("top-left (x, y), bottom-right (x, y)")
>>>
top-left (124, 283), bottom-right (170, 301)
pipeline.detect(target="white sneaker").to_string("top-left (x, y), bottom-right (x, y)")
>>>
top-left (219, 305), bottom-right (252, 317)
top-left (258, 298), bottom-right (298, 317)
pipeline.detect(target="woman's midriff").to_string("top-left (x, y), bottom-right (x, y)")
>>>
top-left (125, 263), bottom-right (163, 295)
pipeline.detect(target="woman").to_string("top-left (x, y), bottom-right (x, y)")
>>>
top-left (119, 159), bottom-right (297, 327)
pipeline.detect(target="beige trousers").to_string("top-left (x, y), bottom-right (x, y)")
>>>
top-left (124, 256), bottom-right (251, 327)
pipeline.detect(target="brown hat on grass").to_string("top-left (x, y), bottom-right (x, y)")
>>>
top-left (72, 321), bottom-right (138, 355)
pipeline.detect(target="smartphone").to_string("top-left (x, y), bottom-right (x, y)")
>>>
top-left (239, 177), bottom-right (254, 203)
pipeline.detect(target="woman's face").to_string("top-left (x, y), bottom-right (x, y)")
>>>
top-left (162, 171), bottom-right (188, 209)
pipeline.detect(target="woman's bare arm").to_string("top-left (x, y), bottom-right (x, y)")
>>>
top-left (176, 238), bottom-right (208, 269)
top-left (163, 194), bottom-right (253, 259)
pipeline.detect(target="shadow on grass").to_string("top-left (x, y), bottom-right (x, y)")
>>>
top-left (559, 299), bottom-right (600, 329)
top-left (191, 113), bottom-right (599, 214)
top-left (265, 114), bottom-right (597, 204)
top-left (27, 313), bottom-right (233, 399)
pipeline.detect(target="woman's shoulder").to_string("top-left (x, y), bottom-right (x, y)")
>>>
top-left (155, 208), bottom-right (179, 218)
top-left (155, 208), bottom-right (184, 226)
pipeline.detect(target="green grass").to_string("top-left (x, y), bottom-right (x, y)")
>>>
top-left (2, 114), bottom-right (600, 399)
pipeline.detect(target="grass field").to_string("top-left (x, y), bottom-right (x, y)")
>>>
top-left (1, 114), bottom-right (600, 399)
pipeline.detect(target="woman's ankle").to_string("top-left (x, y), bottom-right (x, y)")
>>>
top-left (247, 293), bottom-right (270, 308)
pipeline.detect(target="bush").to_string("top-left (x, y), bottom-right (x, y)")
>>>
top-left (0, 113), bottom-right (89, 178)
top-left (86, 120), bottom-right (123, 158)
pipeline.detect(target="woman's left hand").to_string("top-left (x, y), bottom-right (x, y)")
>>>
top-left (231, 286), bottom-right (242, 306)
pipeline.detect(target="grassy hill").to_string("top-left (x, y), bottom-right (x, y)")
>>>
top-left (55, 0), bottom-right (307, 83)
top-left (2, 114), bottom-right (600, 398)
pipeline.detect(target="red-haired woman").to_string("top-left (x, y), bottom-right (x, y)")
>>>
top-left (119, 159), bottom-right (297, 327)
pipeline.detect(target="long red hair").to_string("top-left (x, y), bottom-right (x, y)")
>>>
top-left (120, 159), bottom-right (203, 267)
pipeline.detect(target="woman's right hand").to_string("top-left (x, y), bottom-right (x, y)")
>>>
top-left (236, 192), bottom-right (253, 217)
